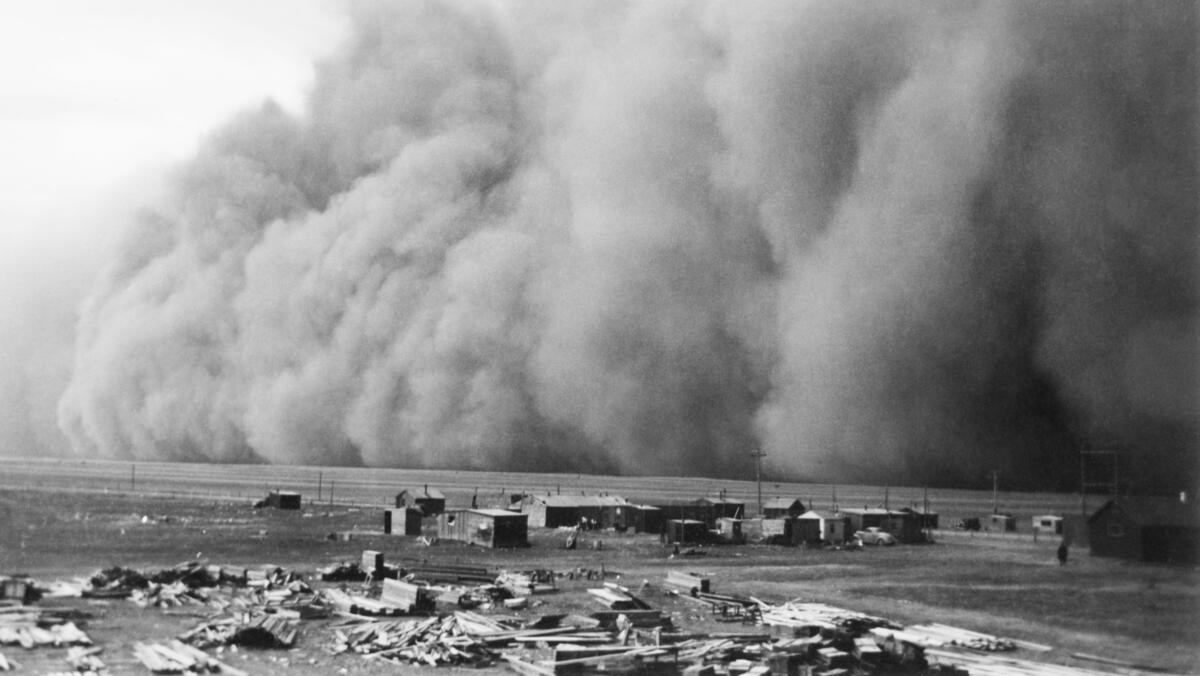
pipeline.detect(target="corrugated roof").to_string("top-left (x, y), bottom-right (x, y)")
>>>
top-left (1089, 497), bottom-right (1200, 527)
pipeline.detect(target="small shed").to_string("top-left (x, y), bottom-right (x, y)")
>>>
top-left (762, 498), bottom-right (806, 519)
top-left (662, 519), bottom-right (709, 545)
top-left (263, 491), bottom-right (301, 510)
top-left (383, 508), bottom-right (423, 536)
top-left (797, 510), bottom-right (849, 545)
top-left (523, 495), bottom-right (627, 529)
top-left (437, 509), bottom-right (528, 548)
top-left (988, 513), bottom-right (1017, 532)
top-left (697, 497), bottom-right (746, 521)
top-left (842, 508), bottom-right (891, 532)
top-left (899, 507), bottom-right (939, 529)
top-left (619, 504), bottom-right (663, 534)
top-left (396, 486), bottom-right (446, 516)
top-left (714, 517), bottom-right (745, 543)
top-left (1087, 497), bottom-right (1200, 564)
top-left (761, 517), bottom-right (800, 545)
top-left (1032, 515), bottom-right (1063, 536)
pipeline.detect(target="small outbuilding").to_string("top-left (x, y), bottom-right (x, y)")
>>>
top-left (396, 486), bottom-right (446, 516)
top-left (384, 508), bottom-right (423, 536)
top-left (797, 510), bottom-right (849, 545)
top-left (842, 508), bottom-right (891, 532)
top-left (714, 517), bottom-right (745, 543)
top-left (260, 491), bottom-right (301, 510)
top-left (899, 507), bottom-right (939, 529)
top-left (618, 504), bottom-right (663, 534)
top-left (762, 498), bottom-right (806, 519)
top-left (437, 509), bottom-right (528, 548)
top-left (1032, 515), bottom-right (1063, 536)
top-left (1087, 496), bottom-right (1200, 564)
top-left (988, 513), bottom-right (1017, 532)
top-left (662, 519), bottom-right (709, 545)
top-left (761, 517), bottom-right (800, 545)
top-left (697, 497), bottom-right (746, 521)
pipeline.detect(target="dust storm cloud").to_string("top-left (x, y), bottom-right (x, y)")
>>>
top-left (57, 0), bottom-right (1198, 490)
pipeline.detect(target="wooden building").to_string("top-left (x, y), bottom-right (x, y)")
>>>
top-left (522, 495), bottom-right (627, 529)
top-left (263, 491), bottom-right (301, 510)
top-left (395, 486), bottom-right (446, 516)
top-left (899, 507), bottom-right (939, 529)
top-left (697, 497), bottom-right (746, 520)
top-left (1032, 515), bottom-right (1063, 536)
top-left (1087, 497), bottom-right (1200, 564)
top-left (988, 513), bottom-right (1017, 532)
top-left (762, 498), bottom-right (806, 519)
top-left (714, 517), bottom-right (745, 543)
top-left (437, 509), bottom-right (528, 548)
top-left (383, 508), bottom-right (423, 536)
top-left (841, 508), bottom-right (891, 532)
top-left (662, 519), bottom-right (709, 545)
top-left (618, 504), bottom-right (663, 534)
top-left (761, 517), bottom-right (800, 545)
top-left (796, 510), bottom-right (849, 545)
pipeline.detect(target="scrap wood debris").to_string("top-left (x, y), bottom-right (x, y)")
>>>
top-left (132, 640), bottom-right (248, 675)
top-left (179, 611), bottom-right (300, 649)
top-left (327, 613), bottom-right (503, 666)
top-left (0, 604), bottom-right (92, 649)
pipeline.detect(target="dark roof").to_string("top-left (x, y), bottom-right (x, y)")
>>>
top-left (400, 487), bottom-right (445, 500)
top-left (763, 498), bottom-right (804, 509)
top-left (1089, 497), bottom-right (1200, 528)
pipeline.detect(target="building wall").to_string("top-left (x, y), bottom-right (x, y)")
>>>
top-left (1088, 509), bottom-right (1144, 560)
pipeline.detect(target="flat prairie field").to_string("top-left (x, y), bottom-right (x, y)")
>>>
top-left (0, 457), bottom-right (1196, 675)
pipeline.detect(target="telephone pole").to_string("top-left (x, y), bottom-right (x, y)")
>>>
top-left (750, 449), bottom-right (766, 516)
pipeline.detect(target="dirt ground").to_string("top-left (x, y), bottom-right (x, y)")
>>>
top-left (0, 475), bottom-right (1197, 675)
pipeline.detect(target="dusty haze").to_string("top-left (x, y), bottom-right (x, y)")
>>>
top-left (56, 0), bottom-right (1198, 490)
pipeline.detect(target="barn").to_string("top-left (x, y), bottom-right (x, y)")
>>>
top-left (797, 510), bottom-right (849, 545)
top-left (383, 508), bottom-right (423, 536)
top-left (1087, 497), bottom-right (1200, 564)
top-left (437, 509), bottom-right (528, 548)
top-left (395, 486), bottom-right (446, 516)
top-left (762, 498), bottom-right (806, 519)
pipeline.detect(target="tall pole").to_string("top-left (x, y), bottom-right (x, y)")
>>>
top-left (991, 470), bottom-right (999, 514)
top-left (750, 449), bottom-right (766, 517)
top-left (318, 471), bottom-right (323, 501)
top-left (131, 464), bottom-right (135, 492)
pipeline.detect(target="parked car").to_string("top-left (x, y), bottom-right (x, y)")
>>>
top-left (854, 527), bottom-right (897, 546)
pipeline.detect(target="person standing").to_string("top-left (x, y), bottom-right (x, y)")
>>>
top-left (1057, 542), bottom-right (1069, 566)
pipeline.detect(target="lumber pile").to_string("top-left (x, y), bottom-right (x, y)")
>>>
top-left (401, 562), bottom-right (494, 584)
top-left (132, 640), bottom-right (246, 674)
top-left (328, 614), bottom-right (499, 666)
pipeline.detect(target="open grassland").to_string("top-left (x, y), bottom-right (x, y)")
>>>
top-left (0, 458), bottom-right (1196, 675)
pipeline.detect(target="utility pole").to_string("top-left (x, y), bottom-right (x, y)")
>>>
top-left (991, 470), bottom-right (1000, 514)
top-left (130, 464), bottom-right (135, 492)
top-left (318, 471), bottom-right (323, 501)
top-left (750, 449), bottom-right (766, 517)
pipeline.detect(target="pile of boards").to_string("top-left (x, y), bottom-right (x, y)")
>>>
top-left (132, 640), bottom-right (248, 675)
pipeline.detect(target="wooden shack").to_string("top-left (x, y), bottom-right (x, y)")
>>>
top-left (988, 513), bottom-right (1017, 532)
top-left (697, 497), bottom-right (746, 521)
top-left (841, 508), bottom-right (891, 532)
top-left (263, 491), bottom-right (301, 510)
top-left (523, 495), bottom-right (627, 529)
top-left (715, 517), bottom-right (745, 543)
top-left (383, 508), bottom-right (423, 536)
top-left (762, 498), bottom-right (806, 519)
top-left (437, 509), bottom-right (528, 548)
top-left (797, 510), bottom-right (849, 545)
top-left (662, 519), bottom-right (709, 545)
top-left (1088, 496), bottom-right (1200, 564)
top-left (761, 517), bottom-right (800, 545)
top-left (395, 486), bottom-right (446, 516)
top-left (619, 504), bottom-right (663, 534)
top-left (1032, 515), bottom-right (1063, 536)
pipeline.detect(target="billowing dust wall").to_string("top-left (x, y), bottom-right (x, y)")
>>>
top-left (58, 1), bottom-right (1198, 490)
